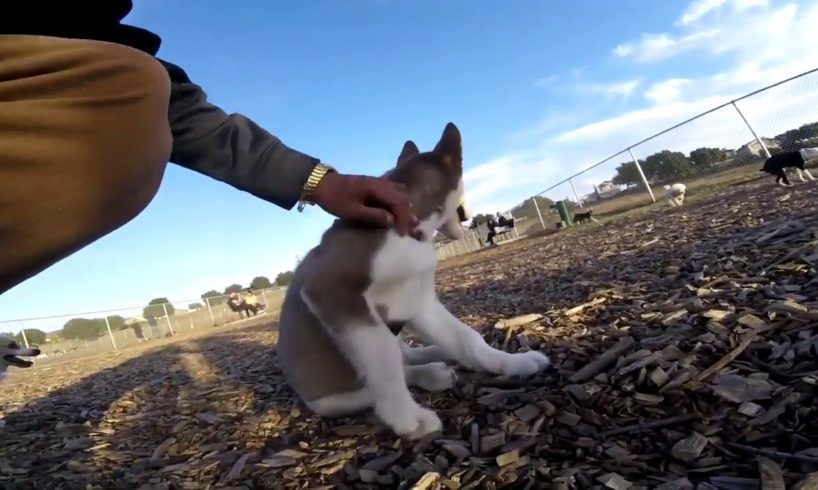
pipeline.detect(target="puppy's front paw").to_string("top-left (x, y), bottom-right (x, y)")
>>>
top-left (376, 400), bottom-right (442, 440)
top-left (412, 362), bottom-right (457, 392)
top-left (500, 350), bottom-right (551, 377)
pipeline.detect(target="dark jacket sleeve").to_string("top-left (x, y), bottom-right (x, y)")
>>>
top-left (158, 59), bottom-right (320, 210)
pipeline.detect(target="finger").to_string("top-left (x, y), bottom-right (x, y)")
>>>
top-left (348, 204), bottom-right (395, 229)
top-left (390, 201), bottom-right (416, 236)
top-left (366, 182), bottom-right (417, 235)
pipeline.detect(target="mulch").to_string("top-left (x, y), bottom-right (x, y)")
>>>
top-left (1, 175), bottom-right (817, 489)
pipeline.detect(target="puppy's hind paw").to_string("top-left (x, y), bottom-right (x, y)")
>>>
top-left (411, 362), bottom-right (457, 393)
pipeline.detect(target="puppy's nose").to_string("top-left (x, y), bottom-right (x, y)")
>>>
top-left (32, 349), bottom-right (41, 356)
top-left (456, 205), bottom-right (468, 222)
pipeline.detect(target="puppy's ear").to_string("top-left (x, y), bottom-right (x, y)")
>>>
top-left (397, 140), bottom-right (420, 166)
top-left (433, 122), bottom-right (462, 172)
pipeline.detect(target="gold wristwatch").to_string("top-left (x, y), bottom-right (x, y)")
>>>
top-left (297, 163), bottom-right (335, 212)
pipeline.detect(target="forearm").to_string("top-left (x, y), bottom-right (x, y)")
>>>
top-left (159, 59), bottom-right (319, 210)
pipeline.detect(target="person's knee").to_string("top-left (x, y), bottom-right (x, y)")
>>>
top-left (0, 37), bottom-right (174, 291)
top-left (66, 40), bottom-right (173, 222)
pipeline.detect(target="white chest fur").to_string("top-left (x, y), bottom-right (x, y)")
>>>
top-left (365, 231), bottom-right (438, 321)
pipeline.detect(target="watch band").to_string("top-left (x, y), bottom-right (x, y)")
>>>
top-left (297, 163), bottom-right (335, 212)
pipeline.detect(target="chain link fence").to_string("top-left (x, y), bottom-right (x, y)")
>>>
top-left (0, 287), bottom-right (287, 364)
top-left (6, 68), bottom-right (818, 358)
top-left (436, 66), bottom-right (818, 259)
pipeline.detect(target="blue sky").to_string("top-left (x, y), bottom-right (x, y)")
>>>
top-left (2, 0), bottom-right (817, 331)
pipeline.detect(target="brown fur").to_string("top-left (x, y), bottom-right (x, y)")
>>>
top-left (276, 124), bottom-right (463, 403)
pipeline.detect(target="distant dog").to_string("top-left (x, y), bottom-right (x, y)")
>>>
top-left (664, 183), bottom-right (687, 207)
top-left (760, 148), bottom-right (818, 186)
top-left (0, 334), bottom-right (40, 382)
top-left (573, 208), bottom-right (594, 224)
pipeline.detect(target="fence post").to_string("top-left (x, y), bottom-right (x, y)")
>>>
top-left (162, 303), bottom-right (175, 335)
top-left (568, 179), bottom-right (584, 209)
top-left (731, 100), bottom-right (771, 159)
top-left (532, 197), bottom-right (546, 229)
top-left (20, 328), bottom-right (29, 348)
top-left (104, 316), bottom-right (117, 350)
top-left (628, 148), bottom-right (656, 203)
top-left (205, 297), bottom-right (216, 326)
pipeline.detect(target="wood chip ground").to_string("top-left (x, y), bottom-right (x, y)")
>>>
top-left (1, 176), bottom-right (818, 489)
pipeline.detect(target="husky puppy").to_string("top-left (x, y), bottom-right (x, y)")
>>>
top-left (0, 334), bottom-right (40, 382)
top-left (276, 123), bottom-right (550, 439)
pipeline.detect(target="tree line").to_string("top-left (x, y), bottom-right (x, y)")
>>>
top-left (611, 148), bottom-right (729, 187)
top-left (612, 121), bottom-right (818, 187)
top-left (0, 328), bottom-right (47, 346)
top-left (46, 271), bottom-right (296, 342)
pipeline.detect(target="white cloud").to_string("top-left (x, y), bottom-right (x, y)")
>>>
top-left (616, 0), bottom-right (800, 65)
top-left (533, 74), bottom-right (558, 87)
top-left (533, 66), bottom-right (590, 91)
top-left (679, 0), bottom-right (728, 25)
top-left (463, 0), bottom-right (818, 213)
top-left (733, 0), bottom-right (768, 10)
top-left (679, 0), bottom-right (767, 26)
top-left (552, 94), bottom-right (729, 146)
top-left (612, 30), bottom-right (719, 63)
top-left (645, 78), bottom-right (694, 104)
top-left (463, 153), bottom-right (562, 214)
top-left (596, 80), bottom-right (641, 98)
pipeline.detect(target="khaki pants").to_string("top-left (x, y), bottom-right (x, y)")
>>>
top-left (0, 35), bottom-right (172, 294)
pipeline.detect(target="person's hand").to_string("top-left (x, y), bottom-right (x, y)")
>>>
top-left (311, 171), bottom-right (420, 237)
